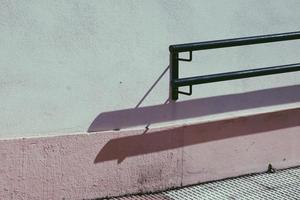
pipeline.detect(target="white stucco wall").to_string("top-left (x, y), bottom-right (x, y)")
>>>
top-left (0, 0), bottom-right (299, 138)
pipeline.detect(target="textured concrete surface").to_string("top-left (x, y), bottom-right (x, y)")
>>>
top-left (0, 108), bottom-right (299, 199)
top-left (0, 1), bottom-right (300, 138)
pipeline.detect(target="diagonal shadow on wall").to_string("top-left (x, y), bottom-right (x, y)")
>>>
top-left (88, 84), bottom-right (300, 132)
top-left (94, 107), bottom-right (300, 163)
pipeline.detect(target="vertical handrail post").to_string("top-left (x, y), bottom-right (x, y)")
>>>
top-left (170, 52), bottom-right (179, 100)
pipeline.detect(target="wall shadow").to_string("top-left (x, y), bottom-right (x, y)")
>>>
top-left (94, 108), bottom-right (300, 163)
top-left (88, 84), bottom-right (300, 132)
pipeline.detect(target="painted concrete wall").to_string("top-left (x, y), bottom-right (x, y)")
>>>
top-left (0, 0), bottom-right (299, 138)
top-left (0, 108), bottom-right (299, 199)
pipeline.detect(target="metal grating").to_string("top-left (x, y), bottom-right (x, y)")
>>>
top-left (109, 166), bottom-right (300, 200)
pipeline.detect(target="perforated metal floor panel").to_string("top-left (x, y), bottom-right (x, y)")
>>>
top-left (110, 166), bottom-right (300, 200)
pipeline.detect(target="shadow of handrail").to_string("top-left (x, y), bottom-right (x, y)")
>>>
top-left (94, 107), bottom-right (300, 163)
top-left (88, 85), bottom-right (300, 132)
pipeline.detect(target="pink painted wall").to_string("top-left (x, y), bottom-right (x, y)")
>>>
top-left (0, 108), bottom-right (299, 199)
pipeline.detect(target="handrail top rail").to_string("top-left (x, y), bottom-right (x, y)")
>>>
top-left (169, 31), bottom-right (300, 53)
